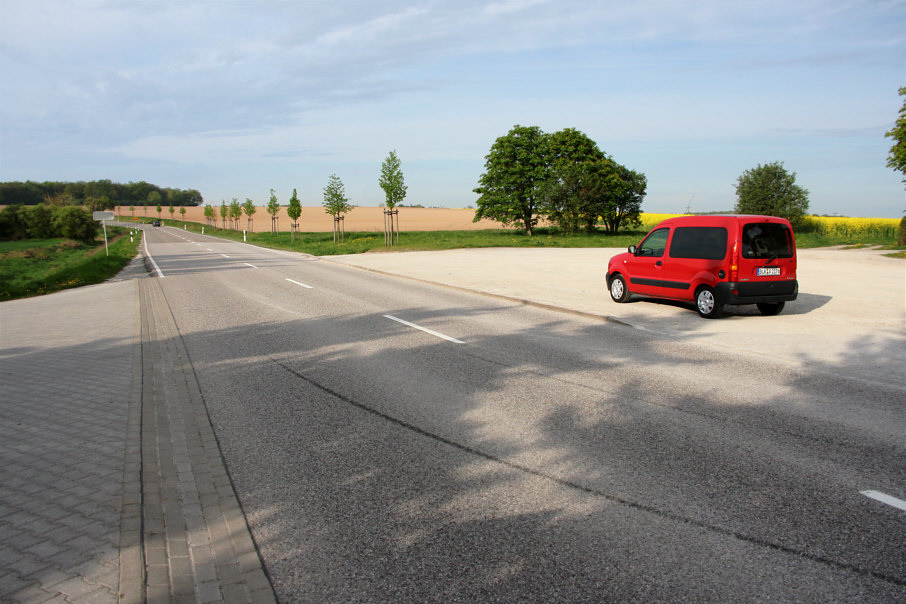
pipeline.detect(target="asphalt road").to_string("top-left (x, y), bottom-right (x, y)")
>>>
top-left (141, 225), bottom-right (905, 602)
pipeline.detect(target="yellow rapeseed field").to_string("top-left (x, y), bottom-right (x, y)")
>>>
top-left (800, 215), bottom-right (899, 239)
top-left (637, 213), bottom-right (899, 240)
top-left (638, 213), bottom-right (683, 229)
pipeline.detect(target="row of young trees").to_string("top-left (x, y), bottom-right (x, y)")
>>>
top-left (0, 180), bottom-right (202, 208)
top-left (199, 151), bottom-right (406, 244)
top-left (474, 125), bottom-right (647, 235)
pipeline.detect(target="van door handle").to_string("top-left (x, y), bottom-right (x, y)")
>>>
top-left (655, 261), bottom-right (662, 266)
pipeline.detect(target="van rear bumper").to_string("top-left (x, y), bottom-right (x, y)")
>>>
top-left (716, 280), bottom-right (798, 305)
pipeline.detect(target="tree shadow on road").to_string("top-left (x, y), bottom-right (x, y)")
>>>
top-left (170, 297), bottom-right (906, 602)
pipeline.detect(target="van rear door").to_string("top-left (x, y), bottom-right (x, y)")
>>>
top-left (735, 220), bottom-right (797, 296)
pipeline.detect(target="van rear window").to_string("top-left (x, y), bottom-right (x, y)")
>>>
top-left (669, 227), bottom-right (728, 260)
top-left (742, 223), bottom-right (794, 259)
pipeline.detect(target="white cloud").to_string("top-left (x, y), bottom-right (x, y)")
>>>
top-left (482, 0), bottom-right (554, 17)
top-left (1, 0), bottom-right (903, 215)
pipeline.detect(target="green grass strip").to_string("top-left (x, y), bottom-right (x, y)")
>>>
top-left (0, 229), bottom-right (141, 301)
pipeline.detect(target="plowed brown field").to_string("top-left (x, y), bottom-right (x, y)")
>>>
top-left (116, 205), bottom-right (503, 232)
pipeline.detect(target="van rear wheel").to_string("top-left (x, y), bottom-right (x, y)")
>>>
top-left (695, 286), bottom-right (722, 318)
top-left (609, 274), bottom-right (630, 303)
top-left (757, 302), bottom-right (785, 316)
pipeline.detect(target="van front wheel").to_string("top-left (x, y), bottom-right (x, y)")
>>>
top-left (695, 286), bottom-right (722, 318)
top-left (609, 274), bottom-right (630, 303)
top-left (757, 302), bottom-right (785, 316)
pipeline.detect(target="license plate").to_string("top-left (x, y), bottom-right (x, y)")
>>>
top-left (757, 266), bottom-right (781, 276)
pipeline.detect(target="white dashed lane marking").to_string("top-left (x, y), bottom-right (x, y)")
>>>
top-left (286, 279), bottom-right (313, 289)
top-left (861, 490), bottom-right (906, 512)
top-left (383, 315), bottom-right (464, 344)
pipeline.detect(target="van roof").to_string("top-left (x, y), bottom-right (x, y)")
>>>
top-left (654, 214), bottom-right (792, 226)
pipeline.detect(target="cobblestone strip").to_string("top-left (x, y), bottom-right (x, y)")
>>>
top-left (118, 283), bottom-right (145, 603)
top-left (138, 278), bottom-right (276, 603)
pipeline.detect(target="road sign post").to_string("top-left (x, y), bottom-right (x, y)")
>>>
top-left (93, 211), bottom-right (115, 256)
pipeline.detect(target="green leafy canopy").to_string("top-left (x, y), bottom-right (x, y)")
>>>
top-left (885, 86), bottom-right (906, 182)
top-left (379, 150), bottom-right (407, 209)
top-left (323, 174), bottom-right (352, 217)
top-left (474, 125), bottom-right (646, 235)
top-left (734, 161), bottom-right (810, 224)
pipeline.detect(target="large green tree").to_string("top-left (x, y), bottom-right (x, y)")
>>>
top-left (734, 162), bottom-right (809, 225)
top-left (885, 86), bottom-right (906, 181)
top-left (542, 161), bottom-right (599, 233)
top-left (543, 157), bottom-right (645, 234)
top-left (543, 128), bottom-right (608, 233)
top-left (474, 125), bottom-right (549, 235)
top-left (476, 125), bottom-right (646, 234)
top-left (599, 165), bottom-right (646, 233)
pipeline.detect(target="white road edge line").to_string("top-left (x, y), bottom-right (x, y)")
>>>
top-left (143, 230), bottom-right (165, 278)
top-left (383, 315), bottom-right (464, 344)
top-left (860, 490), bottom-right (906, 512)
top-left (286, 278), bottom-right (313, 289)
top-left (244, 263), bottom-right (259, 269)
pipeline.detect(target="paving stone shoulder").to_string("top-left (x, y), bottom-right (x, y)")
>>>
top-left (0, 245), bottom-right (275, 603)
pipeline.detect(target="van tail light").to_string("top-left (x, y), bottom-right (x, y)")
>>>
top-left (729, 240), bottom-right (739, 282)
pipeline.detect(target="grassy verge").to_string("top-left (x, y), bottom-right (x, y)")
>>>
top-left (150, 218), bottom-right (903, 255)
top-left (149, 220), bottom-right (653, 254)
top-left (0, 228), bottom-right (141, 301)
top-left (3, 216), bottom-right (900, 302)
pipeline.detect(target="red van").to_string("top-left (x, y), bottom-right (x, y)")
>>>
top-left (606, 215), bottom-right (798, 318)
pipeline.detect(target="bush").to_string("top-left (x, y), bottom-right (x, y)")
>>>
top-left (1, 204), bottom-right (99, 243)
top-left (23, 204), bottom-right (57, 239)
top-left (52, 206), bottom-right (99, 244)
top-left (0, 205), bottom-right (28, 240)
top-left (899, 216), bottom-right (906, 246)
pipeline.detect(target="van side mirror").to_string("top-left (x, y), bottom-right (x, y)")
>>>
top-left (628, 245), bottom-right (637, 255)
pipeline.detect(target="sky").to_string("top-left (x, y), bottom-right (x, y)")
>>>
top-left (1, 0), bottom-right (904, 218)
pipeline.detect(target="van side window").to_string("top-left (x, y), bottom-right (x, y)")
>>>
top-left (637, 228), bottom-right (669, 257)
top-left (742, 223), bottom-right (794, 259)
top-left (669, 227), bottom-right (728, 260)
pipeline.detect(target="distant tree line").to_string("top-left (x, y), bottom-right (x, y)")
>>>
top-left (0, 180), bottom-right (203, 208)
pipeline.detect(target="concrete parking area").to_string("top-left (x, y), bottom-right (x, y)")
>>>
top-left (329, 246), bottom-right (906, 386)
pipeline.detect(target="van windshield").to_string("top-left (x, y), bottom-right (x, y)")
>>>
top-left (742, 223), bottom-right (794, 259)
top-left (638, 228), bottom-right (669, 257)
